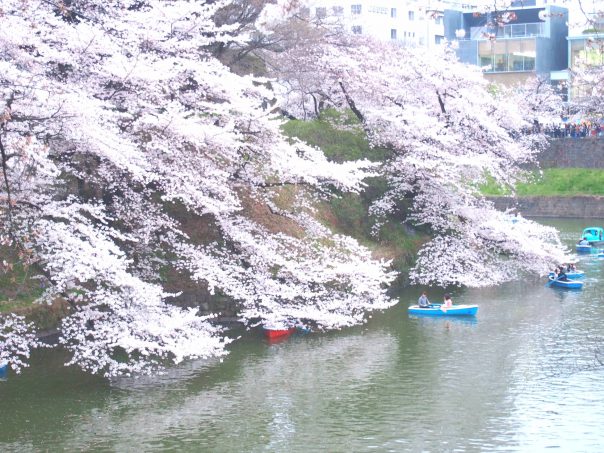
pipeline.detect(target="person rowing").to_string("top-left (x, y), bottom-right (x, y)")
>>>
top-left (418, 291), bottom-right (431, 308)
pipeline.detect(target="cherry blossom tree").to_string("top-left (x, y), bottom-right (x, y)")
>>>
top-left (564, 2), bottom-right (604, 120)
top-left (570, 39), bottom-right (604, 117)
top-left (267, 34), bottom-right (568, 287)
top-left (0, 0), bottom-right (395, 376)
top-left (0, 314), bottom-right (41, 373)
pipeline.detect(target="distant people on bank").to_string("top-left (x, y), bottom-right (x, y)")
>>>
top-left (418, 291), bottom-right (431, 308)
top-left (541, 121), bottom-right (604, 139)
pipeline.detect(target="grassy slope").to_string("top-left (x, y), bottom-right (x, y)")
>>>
top-left (282, 110), bottom-right (425, 280)
top-left (0, 246), bottom-right (69, 330)
top-left (282, 109), bottom-right (390, 163)
top-left (480, 168), bottom-right (604, 197)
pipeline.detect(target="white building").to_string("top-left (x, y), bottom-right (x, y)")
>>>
top-left (306, 0), bottom-right (477, 48)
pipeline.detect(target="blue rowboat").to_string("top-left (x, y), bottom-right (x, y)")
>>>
top-left (580, 227), bottom-right (604, 244)
top-left (0, 361), bottom-right (7, 380)
top-left (548, 276), bottom-right (583, 289)
top-left (549, 271), bottom-right (584, 279)
top-left (576, 244), bottom-right (593, 253)
top-left (408, 304), bottom-right (478, 316)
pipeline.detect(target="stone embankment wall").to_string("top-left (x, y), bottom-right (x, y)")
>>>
top-left (538, 137), bottom-right (604, 169)
top-left (489, 196), bottom-right (604, 218)
top-left (491, 138), bottom-right (604, 218)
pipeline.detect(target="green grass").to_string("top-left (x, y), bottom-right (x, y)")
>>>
top-left (480, 169), bottom-right (604, 197)
top-left (517, 169), bottom-right (604, 196)
top-left (281, 109), bottom-right (390, 163)
top-left (477, 174), bottom-right (513, 196)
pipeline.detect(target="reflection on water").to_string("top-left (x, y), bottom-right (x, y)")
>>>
top-left (408, 314), bottom-right (478, 327)
top-left (2, 218), bottom-right (604, 451)
top-left (51, 330), bottom-right (401, 452)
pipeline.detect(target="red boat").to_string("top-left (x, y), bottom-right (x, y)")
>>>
top-left (262, 324), bottom-right (296, 340)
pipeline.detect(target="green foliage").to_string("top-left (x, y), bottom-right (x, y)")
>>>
top-left (481, 169), bottom-right (604, 196)
top-left (486, 83), bottom-right (501, 97)
top-left (283, 110), bottom-right (424, 284)
top-left (328, 193), bottom-right (372, 239)
top-left (0, 248), bottom-right (44, 313)
top-left (281, 109), bottom-right (390, 163)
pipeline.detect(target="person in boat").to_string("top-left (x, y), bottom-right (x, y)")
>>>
top-left (556, 268), bottom-right (569, 281)
top-left (578, 237), bottom-right (590, 246)
top-left (443, 294), bottom-right (453, 308)
top-left (418, 291), bottom-right (430, 308)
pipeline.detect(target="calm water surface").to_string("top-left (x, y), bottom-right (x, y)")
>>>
top-left (1, 218), bottom-right (604, 452)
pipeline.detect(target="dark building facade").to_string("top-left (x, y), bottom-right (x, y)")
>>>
top-left (444, 5), bottom-right (568, 85)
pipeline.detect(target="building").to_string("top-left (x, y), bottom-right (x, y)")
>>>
top-left (566, 34), bottom-right (604, 100)
top-left (444, 4), bottom-right (569, 85)
top-left (306, 0), bottom-right (477, 48)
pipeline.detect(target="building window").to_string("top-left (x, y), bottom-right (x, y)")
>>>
top-left (369, 6), bottom-right (388, 14)
top-left (478, 39), bottom-right (536, 72)
top-left (352, 25), bottom-right (362, 34)
top-left (570, 38), bottom-right (604, 69)
top-left (435, 16), bottom-right (442, 25)
top-left (435, 35), bottom-right (444, 45)
top-left (333, 6), bottom-right (344, 15)
top-left (351, 4), bottom-right (362, 15)
top-left (391, 29), bottom-right (397, 39)
top-left (408, 11), bottom-right (414, 21)
top-left (315, 7), bottom-right (326, 19)
top-left (391, 8), bottom-right (397, 18)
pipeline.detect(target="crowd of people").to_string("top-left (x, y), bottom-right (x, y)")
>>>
top-left (536, 121), bottom-right (604, 139)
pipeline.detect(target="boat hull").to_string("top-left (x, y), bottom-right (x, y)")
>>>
top-left (549, 271), bottom-right (584, 279)
top-left (263, 326), bottom-right (296, 339)
top-left (548, 277), bottom-right (583, 289)
top-left (0, 362), bottom-right (7, 380)
top-left (408, 304), bottom-right (478, 316)
top-left (576, 245), bottom-right (593, 253)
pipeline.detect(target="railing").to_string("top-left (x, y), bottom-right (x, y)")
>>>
top-left (468, 22), bottom-right (545, 40)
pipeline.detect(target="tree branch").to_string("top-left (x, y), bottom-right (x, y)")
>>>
top-left (338, 80), bottom-right (364, 123)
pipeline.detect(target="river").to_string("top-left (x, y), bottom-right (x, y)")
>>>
top-left (1, 218), bottom-right (604, 452)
